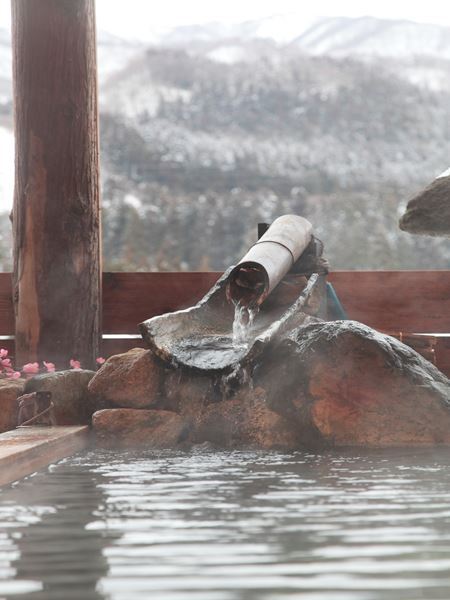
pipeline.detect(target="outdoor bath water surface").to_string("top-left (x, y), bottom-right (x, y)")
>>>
top-left (2, 448), bottom-right (450, 599)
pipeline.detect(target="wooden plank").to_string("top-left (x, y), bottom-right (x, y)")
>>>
top-left (0, 426), bottom-right (90, 487)
top-left (102, 272), bottom-right (220, 334)
top-left (102, 271), bottom-right (450, 334)
top-left (329, 271), bottom-right (450, 333)
top-left (0, 271), bottom-right (450, 336)
top-left (435, 338), bottom-right (450, 378)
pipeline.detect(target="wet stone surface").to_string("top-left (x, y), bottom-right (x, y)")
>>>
top-left (25, 370), bottom-right (97, 425)
top-left (91, 320), bottom-right (450, 450)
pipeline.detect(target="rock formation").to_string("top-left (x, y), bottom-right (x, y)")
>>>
top-left (399, 171), bottom-right (450, 236)
top-left (89, 320), bottom-right (450, 449)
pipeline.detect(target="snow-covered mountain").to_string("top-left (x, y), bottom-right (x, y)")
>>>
top-left (1, 15), bottom-right (450, 270)
top-left (293, 16), bottom-right (450, 59)
top-left (161, 15), bottom-right (450, 60)
top-left (160, 14), bottom-right (317, 46)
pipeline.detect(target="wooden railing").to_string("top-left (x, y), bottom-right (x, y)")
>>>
top-left (1, 271), bottom-right (450, 374)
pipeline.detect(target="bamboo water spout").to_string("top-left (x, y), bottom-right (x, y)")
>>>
top-left (139, 215), bottom-right (325, 373)
top-left (226, 215), bottom-right (313, 307)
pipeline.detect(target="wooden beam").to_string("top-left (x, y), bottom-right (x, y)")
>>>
top-left (11, 0), bottom-right (101, 369)
top-left (0, 271), bottom-right (450, 336)
top-left (328, 271), bottom-right (450, 333)
top-left (0, 426), bottom-right (90, 487)
top-left (103, 271), bottom-right (219, 334)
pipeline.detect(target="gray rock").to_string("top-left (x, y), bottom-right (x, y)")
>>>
top-left (24, 370), bottom-right (98, 425)
top-left (0, 378), bottom-right (26, 432)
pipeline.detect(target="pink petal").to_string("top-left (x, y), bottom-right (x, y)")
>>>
top-left (96, 357), bottom-right (106, 365)
top-left (43, 361), bottom-right (56, 372)
top-left (7, 371), bottom-right (21, 379)
top-left (22, 362), bottom-right (40, 374)
top-left (70, 359), bottom-right (81, 370)
top-left (0, 348), bottom-right (8, 359)
top-left (1, 358), bottom-right (12, 368)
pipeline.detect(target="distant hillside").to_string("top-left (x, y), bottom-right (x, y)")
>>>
top-left (164, 15), bottom-right (450, 60)
top-left (99, 46), bottom-right (450, 271)
top-left (1, 17), bottom-right (450, 271)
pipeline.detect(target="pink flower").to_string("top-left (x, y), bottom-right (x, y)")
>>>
top-left (1, 358), bottom-right (11, 368)
top-left (0, 348), bottom-right (8, 359)
top-left (96, 357), bottom-right (106, 365)
top-left (7, 371), bottom-right (21, 379)
top-left (43, 361), bottom-right (55, 372)
top-left (22, 362), bottom-right (40, 374)
top-left (70, 359), bottom-right (81, 370)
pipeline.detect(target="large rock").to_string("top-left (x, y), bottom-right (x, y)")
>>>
top-left (88, 348), bottom-right (162, 409)
top-left (93, 408), bottom-right (188, 448)
top-left (24, 370), bottom-right (97, 425)
top-left (399, 174), bottom-right (450, 237)
top-left (257, 320), bottom-right (450, 447)
top-left (0, 378), bottom-right (26, 432)
top-left (90, 322), bottom-right (450, 449)
top-left (191, 387), bottom-right (303, 450)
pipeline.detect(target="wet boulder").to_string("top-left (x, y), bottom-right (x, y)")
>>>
top-left (88, 348), bottom-right (163, 409)
top-left (191, 387), bottom-right (303, 450)
top-left (399, 174), bottom-right (450, 237)
top-left (0, 378), bottom-right (26, 432)
top-left (93, 408), bottom-right (188, 448)
top-left (24, 370), bottom-right (97, 425)
top-left (257, 320), bottom-right (450, 447)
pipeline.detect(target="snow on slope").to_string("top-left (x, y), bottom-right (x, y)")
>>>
top-left (161, 15), bottom-right (316, 46)
top-left (294, 16), bottom-right (450, 59)
top-left (96, 31), bottom-right (145, 83)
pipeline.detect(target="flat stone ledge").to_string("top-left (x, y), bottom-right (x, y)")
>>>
top-left (0, 426), bottom-right (90, 487)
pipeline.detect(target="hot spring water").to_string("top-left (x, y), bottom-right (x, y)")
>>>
top-left (232, 303), bottom-right (258, 347)
top-left (2, 448), bottom-right (450, 599)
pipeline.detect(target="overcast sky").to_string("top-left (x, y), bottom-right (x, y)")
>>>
top-left (1, 1), bottom-right (450, 39)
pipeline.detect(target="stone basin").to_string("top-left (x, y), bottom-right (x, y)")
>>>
top-left (139, 269), bottom-right (325, 373)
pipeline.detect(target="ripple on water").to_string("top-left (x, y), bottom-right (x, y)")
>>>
top-left (2, 449), bottom-right (450, 599)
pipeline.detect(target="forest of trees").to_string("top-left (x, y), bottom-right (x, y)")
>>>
top-left (1, 38), bottom-right (450, 271)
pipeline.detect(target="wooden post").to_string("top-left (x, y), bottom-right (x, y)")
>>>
top-left (11, 0), bottom-right (101, 370)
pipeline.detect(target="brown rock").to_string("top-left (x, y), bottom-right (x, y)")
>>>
top-left (0, 378), bottom-right (26, 432)
top-left (265, 320), bottom-right (450, 447)
top-left (92, 408), bottom-right (188, 448)
top-left (192, 387), bottom-right (303, 450)
top-left (24, 370), bottom-right (96, 425)
top-left (88, 348), bottom-right (163, 408)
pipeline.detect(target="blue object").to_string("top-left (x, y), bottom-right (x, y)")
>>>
top-left (326, 282), bottom-right (348, 320)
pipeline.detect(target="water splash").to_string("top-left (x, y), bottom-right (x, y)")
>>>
top-left (232, 303), bottom-right (258, 346)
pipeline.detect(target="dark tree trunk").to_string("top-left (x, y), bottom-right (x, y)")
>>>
top-left (11, 0), bottom-right (101, 370)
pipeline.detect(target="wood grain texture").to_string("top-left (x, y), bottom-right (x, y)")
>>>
top-left (11, 0), bottom-right (101, 369)
top-left (102, 272), bottom-right (220, 334)
top-left (0, 273), bottom-right (14, 335)
top-left (328, 271), bottom-right (450, 333)
top-left (102, 271), bottom-right (450, 334)
top-left (0, 425), bottom-right (90, 486)
top-left (0, 271), bottom-right (450, 371)
top-left (0, 271), bottom-right (449, 333)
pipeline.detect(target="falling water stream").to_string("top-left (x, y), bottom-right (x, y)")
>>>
top-left (2, 448), bottom-right (450, 599)
top-left (232, 303), bottom-right (258, 347)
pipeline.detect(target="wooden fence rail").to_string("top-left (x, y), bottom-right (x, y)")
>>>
top-left (0, 271), bottom-right (449, 373)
